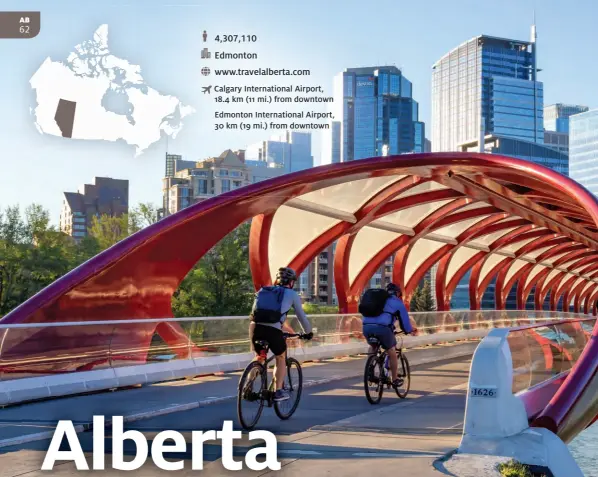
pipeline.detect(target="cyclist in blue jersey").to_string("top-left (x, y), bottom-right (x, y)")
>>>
top-left (362, 283), bottom-right (417, 387)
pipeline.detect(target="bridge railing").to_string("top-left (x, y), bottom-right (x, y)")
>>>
top-left (508, 318), bottom-right (595, 420)
top-left (0, 310), bottom-right (587, 382)
top-left (461, 316), bottom-right (596, 457)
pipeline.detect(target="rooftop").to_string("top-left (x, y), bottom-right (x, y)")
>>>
top-left (433, 34), bottom-right (532, 68)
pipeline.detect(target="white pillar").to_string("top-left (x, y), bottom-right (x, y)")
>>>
top-left (459, 328), bottom-right (583, 477)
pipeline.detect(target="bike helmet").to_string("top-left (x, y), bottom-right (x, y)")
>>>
top-left (276, 267), bottom-right (297, 286)
top-left (386, 282), bottom-right (402, 296)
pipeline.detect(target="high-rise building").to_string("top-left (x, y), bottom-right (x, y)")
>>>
top-left (544, 103), bottom-right (589, 133)
top-left (162, 150), bottom-right (286, 216)
top-left (431, 28), bottom-right (572, 311)
top-left (245, 131), bottom-right (313, 173)
top-left (330, 121), bottom-right (342, 164)
top-left (459, 134), bottom-right (569, 176)
top-left (544, 130), bottom-right (569, 155)
top-left (432, 32), bottom-right (543, 152)
top-left (570, 109), bottom-right (598, 196)
top-left (326, 66), bottom-right (424, 164)
top-left (161, 153), bottom-right (195, 215)
top-left (165, 153), bottom-right (181, 178)
top-left (60, 177), bottom-right (129, 240)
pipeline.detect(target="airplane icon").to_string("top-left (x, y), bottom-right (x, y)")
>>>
top-left (202, 86), bottom-right (212, 94)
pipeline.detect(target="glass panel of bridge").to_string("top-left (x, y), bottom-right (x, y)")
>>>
top-left (0, 324), bottom-right (115, 380)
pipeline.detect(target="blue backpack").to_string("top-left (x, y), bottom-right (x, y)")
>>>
top-left (251, 286), bottom-right (286, 324)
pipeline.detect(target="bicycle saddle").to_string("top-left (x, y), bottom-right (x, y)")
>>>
top-left (367, 336), bottom-right (381, 345)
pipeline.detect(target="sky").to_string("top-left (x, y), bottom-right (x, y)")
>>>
top-left (0, 0), bottom-right (597, 224)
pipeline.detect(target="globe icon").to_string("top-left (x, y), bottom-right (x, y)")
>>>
top-left (201, 67), bottom-right (211, 76)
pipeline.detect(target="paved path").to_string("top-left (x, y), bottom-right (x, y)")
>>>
top-left (0, 341), bottom-right (475, 446)
top-left (0, 351), bottom-right (472, 476)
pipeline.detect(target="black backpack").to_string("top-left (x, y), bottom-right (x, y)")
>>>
top-left (358, 288), bottom-right (389, 317)
top-left (250, 286), bottom-right (286, 324)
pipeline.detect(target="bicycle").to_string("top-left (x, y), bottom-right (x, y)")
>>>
top-left (237, 332), bottom-right (309, 430)
top-left (363, 330), bottom-right (411, 404)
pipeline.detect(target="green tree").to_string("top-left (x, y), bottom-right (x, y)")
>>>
top-left (419, 279), bottom-right (436, 312)
top-left (89, 203), bottom-right (161, 248)
top-left (0, 202), bottom-right (162, 319)
top-left (88, 213), bottom-right (131, 250)
top-left (410, 280), bottom-right (436, 312)
top-left (130, 203), bottom-right (159, 229)
top-left (0, 205), bottom-right (29, 315)
top-left (0, 204), bottom-right (80, 316)
top-left (303, 303), bottom-right (338, 314)
top-left (410, 285), bottom-right (423, 311)
top-left (172, 222), bottom-right (254, 318)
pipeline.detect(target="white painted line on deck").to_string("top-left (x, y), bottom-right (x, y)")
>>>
top-left (0, 425), bottom-right (85, 448)
top-left (352, 452), bottom-right (442, 457)
top-left (278, 450), bottom-right (323, 455)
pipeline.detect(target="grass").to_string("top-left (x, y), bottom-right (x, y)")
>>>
top-left (497, 460), bottom-right (547, 477)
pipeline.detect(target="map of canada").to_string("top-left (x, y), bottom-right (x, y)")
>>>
top-left (29, 24), bottom-right (195, 156)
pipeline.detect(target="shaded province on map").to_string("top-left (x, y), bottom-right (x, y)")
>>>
top-left (54, 99), bottom-right (77, 138)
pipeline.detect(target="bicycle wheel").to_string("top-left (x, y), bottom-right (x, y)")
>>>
top-left (274, 357), bottom-right (303, 420)
top-left (237, 361), bottom-right (266, 430)
top-left (364, 353), bottom-right (384, 404)
top-left (394, 353), bottom-right (411, 399)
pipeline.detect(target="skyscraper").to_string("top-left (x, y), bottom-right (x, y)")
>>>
top-left (570, 109), bottom-right (598, 197)
top-left (165, 153), bottom-right (182, 178)
top-left (431, 27), bottom-right (571, 311)
top-left (327, 66), bottom-right (424, 163)
top-left (432, 32), bottom-right (543, 152)
top-left (245, 131), bottom-right (313, 173)
top-left (544, 103), bottom-right (589, 133)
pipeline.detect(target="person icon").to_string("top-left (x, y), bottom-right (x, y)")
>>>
top-left (203, 30), bottom-right (207, 42)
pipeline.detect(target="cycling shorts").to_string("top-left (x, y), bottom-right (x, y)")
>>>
top-left (363, 324), bottom-right (396, 350)
top-left (252, 324), bottom-right (287, 356)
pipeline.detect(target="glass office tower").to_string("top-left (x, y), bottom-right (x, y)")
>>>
top-left (544, 103), bottom-right (589, 133)
top-left (328, 66), bottom-right (424, 163)
top-left (432, 34), bottom-right (543, 152)
top-left (246, 131), bottom-right (313, 173)
top-left (570, 109), bottom-right (598, 196)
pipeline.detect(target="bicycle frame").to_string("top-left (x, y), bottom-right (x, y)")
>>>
top-left (367, 333), bottom-right (405, 382)
top-left (253, 332), bottom-right (302, 407)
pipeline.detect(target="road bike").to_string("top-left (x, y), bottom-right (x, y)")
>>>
top-left (237, 332), bottom-right (308, 430)
top-left (363, 330), bottom-right (411, 404)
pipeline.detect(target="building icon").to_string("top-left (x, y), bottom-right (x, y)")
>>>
top-left (201, 48), bottom-right (211, 59)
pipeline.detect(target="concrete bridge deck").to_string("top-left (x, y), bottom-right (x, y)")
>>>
top-left (0, 345), bottom-right (474, 476)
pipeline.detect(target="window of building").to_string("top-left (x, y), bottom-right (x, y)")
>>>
top-left (220, 169), bottom-right (229, 176)
top-left (230, 170), bottom-right (242, 177)
top-left (222, 179), bottom-right (231, 192)
top-left (233, 180), bottom-right (242, 189)
top-left (195, 179), bottom-right (208, 195)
